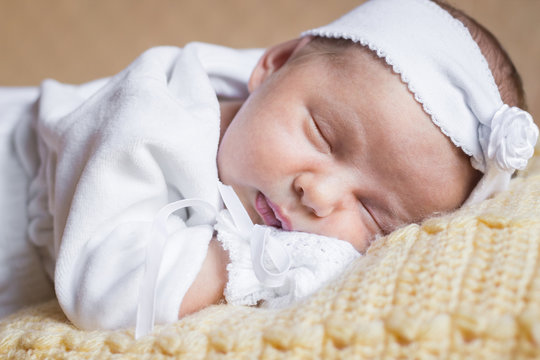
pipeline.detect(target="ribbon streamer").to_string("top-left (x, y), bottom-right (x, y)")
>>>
top-left (135, 198), bottom-right (217, 339)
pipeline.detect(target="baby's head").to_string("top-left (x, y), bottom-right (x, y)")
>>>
top-left (217, 0), bottom-right (538, 251)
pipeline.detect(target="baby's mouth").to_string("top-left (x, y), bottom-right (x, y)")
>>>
top-left (255, 192), bottom-right (291, 231)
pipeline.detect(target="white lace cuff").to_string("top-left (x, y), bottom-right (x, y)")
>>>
top-left (215, 210), bottom-right (360, 308)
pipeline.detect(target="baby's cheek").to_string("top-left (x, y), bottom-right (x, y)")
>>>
top-left (315, 215), bottom-right (372, 252)
top-left (340, 227), bottom-right (372, 252)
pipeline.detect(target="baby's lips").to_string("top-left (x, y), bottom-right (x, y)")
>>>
top-left (267, 198), bottom-right (293, 231)
top-left (255, 192), bottom-right (283, 228)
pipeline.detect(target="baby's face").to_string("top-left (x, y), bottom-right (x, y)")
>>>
top-left (217, 39), bottom-right (480, 251)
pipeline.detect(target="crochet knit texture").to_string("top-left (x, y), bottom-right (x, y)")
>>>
top-left (1, 150), bottom-right (540, 359)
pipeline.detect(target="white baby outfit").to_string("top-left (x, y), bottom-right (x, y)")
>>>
top-left (0, 42), bottom-right (359, 334)
top-left (1, 43), bottom-right (251, 329)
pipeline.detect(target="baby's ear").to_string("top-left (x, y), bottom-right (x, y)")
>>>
top-left (248, 36), bottom-right (313, 92)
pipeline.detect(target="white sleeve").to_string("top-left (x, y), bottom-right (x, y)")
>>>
top-left (59, 219), bottom-right (212, 330)
top-left (33, 46), bottom-right (222, 330)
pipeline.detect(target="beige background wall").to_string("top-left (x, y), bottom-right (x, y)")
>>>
top-left (1, 0), bottom-right (539, 122)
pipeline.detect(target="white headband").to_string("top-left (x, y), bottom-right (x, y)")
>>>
top-left (302, 0), bottom-right (538, 205)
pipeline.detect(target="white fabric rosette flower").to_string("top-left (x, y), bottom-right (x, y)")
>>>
top-left (479, 104), bottom-right (538, 171)
top-left (466, 105), bottom-right (538, 205)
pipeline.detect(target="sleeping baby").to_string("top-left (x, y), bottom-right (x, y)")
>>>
top-left (0, 0), bottom-right (537, 338)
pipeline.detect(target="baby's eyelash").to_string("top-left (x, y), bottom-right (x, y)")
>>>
top-left (309, 116), bottom-right (332, 153)
top-left (359, 200), bottom-right (384, 233)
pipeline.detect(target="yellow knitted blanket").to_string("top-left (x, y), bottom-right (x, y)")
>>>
top-left (1, 151), bottom-right (540, 359)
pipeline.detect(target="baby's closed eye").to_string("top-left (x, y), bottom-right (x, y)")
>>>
top-left (305, 112), bottom-right (332, 154)
top-left (357, 198), bottom-right (385, 235)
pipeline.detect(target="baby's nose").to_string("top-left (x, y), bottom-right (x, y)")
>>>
top-left (294, 173), bottom-right (341, 218)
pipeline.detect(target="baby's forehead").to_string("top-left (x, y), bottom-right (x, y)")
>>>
top-left (304, 42), bottom-right (468, 165)
top-left (299, 39), bottom-right (420, 108)
top-left (292, 40), bottom-right (456, 161)
top-left (296, 39), bottom-right (408, 102)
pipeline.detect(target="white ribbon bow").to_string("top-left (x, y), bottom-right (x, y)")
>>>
top-left (218, 182), bottom-right (292, 288)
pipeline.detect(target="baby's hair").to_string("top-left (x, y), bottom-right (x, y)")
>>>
top-left (307, 0), bottom-right (526, 110)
